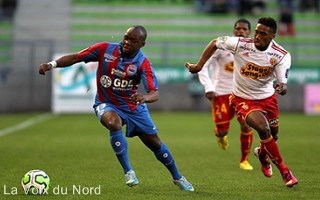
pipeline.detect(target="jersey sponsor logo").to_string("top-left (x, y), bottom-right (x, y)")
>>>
top-left (240, 62), bottom-right (273, 79)
top-left (224, 61), bottom-right (234, 73)
top-left (113, 79), bottom-right (133, 90)
top-left (104, 53), bottom-right (118, 62)
top-left (267, 52), bottom-right (282, 59)
top-left (239, 46), bottom-right (256, 52)
top-left (100, 75), bottom-right (112, 88)
top-left (111, 69), bottom-right (126, 78)
top-left (100, 75), bottom-right (133, 91)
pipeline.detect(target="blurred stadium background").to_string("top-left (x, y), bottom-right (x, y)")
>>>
top-left (0, 0), bottom-right (319, 113)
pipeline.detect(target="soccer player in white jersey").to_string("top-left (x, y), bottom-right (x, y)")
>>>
top-left (185, 17), bottom-right (298, 187)
top-left (198, 18), bottom-right (254, 170)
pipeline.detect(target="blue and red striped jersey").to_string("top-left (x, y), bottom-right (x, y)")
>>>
top-left (77, 42), bottom-right (158, 111)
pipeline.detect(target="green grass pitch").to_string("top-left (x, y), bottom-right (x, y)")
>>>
top-left (0, 112), bottom-right (319, 200)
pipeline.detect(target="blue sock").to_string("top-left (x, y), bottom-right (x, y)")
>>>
top-left (110, 130), bottom-right (132, 173)
top-left (154, 143), bottom-right (182, 180)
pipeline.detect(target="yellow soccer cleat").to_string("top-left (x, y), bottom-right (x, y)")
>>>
top-left (239, 160), bottom-right (253, 170)
top-left (217, 136), bottom-right (229, 150)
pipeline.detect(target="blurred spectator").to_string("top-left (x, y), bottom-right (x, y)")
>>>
top-left (194, 0), bottom-right (229, 13)
top-left (238, 0), bottom-right (265, 15)
top-left (0, 0), bottom-right (18, 21)
top-left (278, 0), bottom-right (295, 37)
top-left (251, 0), bottom-right (266, 15)
top-left (238, 0), bottom-right (252, 15)
top-left (299, 0), bottom-right (319, 12)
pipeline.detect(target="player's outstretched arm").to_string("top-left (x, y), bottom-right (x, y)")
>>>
top-left (185, 39), bottom-right (218, 74)
top-left (38, 54), bottom-right (80, 75)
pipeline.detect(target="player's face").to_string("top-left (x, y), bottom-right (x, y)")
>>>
top-left (122, 28), bottom-right (145, 57)
top-left (233, 22), bottom-right (250, 38)
top-left (253, 23), bottom-right (275, 51)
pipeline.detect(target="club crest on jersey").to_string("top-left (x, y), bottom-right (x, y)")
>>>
top-left (126, 64), bottom-right (137, 76)
top-left (269, 58), bottom-right (277, 66)
top-left (100, 75), bottom-right (112, 88)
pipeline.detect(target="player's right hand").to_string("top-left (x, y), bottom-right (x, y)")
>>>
top-left (39, 63), bottom-right (52, 75)
top-left (273, 82), bottom-right (287, 95)
top-left (185, 62), bottom-right (201, 74)
top-left (205, 92), bottom-right (215, 101)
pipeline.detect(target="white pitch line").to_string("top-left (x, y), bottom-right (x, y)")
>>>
top-left (0, 113), bottom-right (55, 137)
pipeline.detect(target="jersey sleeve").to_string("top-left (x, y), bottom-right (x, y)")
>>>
top-left (275, 52), bottom-right (291, 84)
top-left (77, 42), bottom-right (108, 63)
top-left (140, 59), bottom-right (158, 93)
top-left (216, 36), bottom-right (239, 54)
top-left (198, 55), bottom-right (215, 93)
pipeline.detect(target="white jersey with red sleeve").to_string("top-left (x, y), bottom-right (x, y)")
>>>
top-left (198, 49), bottom-right (234, 96)
top-left (215, 36), bottom-right (291, 100)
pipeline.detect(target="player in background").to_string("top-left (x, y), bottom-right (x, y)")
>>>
top-left (198, 18), bottom-right (254, 170)
top-left (185, 17), bottom-right (298, 187)
top-left (38, 25), bottom-right (194, 191)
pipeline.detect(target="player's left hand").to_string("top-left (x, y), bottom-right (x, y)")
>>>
top-left (131, 93), bottom-right (144, 105)
top-left (273, 82), bottom-right (287, 95)
top-left (185, 62), bottom-right (201, 74)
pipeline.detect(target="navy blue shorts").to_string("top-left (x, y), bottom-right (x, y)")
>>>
top-left (94, 103), bottom-right (158, 137)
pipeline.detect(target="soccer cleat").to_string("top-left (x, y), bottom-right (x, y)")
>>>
top-left (254, 147), bottom-right (273, 177)
top-left (239, 160), bottom-right (253, 170)
top-left (282, 170), bottom-right (298, 187)
top-left (217, 136), bottom-right (229, 150)
top-left (125, 170), bottom-right (139, 187)
top-left (173, 176), bottom-right (194, 191)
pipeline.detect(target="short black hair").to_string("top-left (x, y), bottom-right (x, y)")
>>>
top-left (133, 25), bottom-right (147, 41)
top-left (258, 17), bottom-right (277, 34)
top-left (234, 18), bottom-right (251, 30)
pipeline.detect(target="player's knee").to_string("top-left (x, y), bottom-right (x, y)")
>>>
top-left (102, 118), bottom-right (122, 131)
top-left (101, 112), bottom-right (122, 131)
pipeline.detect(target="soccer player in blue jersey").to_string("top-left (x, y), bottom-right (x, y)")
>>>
top-left (38, 25), bottom-right (194, 191)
